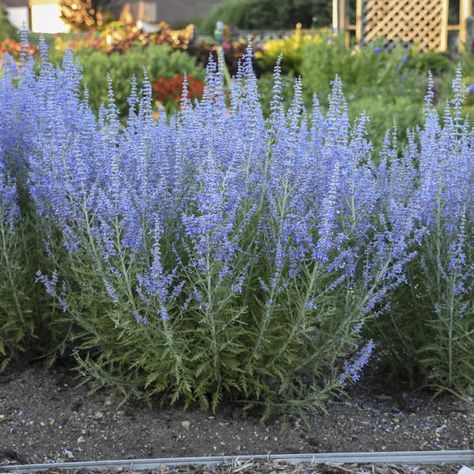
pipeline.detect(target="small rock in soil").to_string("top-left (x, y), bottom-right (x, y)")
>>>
top-left (0, 364), bottom-right (472, 464)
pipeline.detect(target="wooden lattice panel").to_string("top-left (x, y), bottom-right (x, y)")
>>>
top-left (361, 0), bottom-right (444, 50)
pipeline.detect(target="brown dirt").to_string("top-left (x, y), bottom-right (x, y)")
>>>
top-left (0, 362), bottom-right (472, 468)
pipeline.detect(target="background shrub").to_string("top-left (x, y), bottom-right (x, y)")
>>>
top-left (51, 43), bottom-right (204, 115)
top-left (254, 31), bottom-right (467, 150)
top-left (0, 3), bottom-right (17, 42)
top-left (255, 26), bottom-right (330, 75)
top-left (298, 35), bottom-right (439, 148)
top-left (152, 74), bottom-right (204, 106)
top-left (199, 0), bottom-right (331, 35)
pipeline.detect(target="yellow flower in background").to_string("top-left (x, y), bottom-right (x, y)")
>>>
top-left (53, 35), bottom-right (68, 52)
top-left (256, 27), bottom-right (332, 72)
top-left (351, 45), bottom-right (362, 56)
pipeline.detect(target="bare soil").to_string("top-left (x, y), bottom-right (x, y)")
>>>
top-left (0, 362), bottom-right (472, 470)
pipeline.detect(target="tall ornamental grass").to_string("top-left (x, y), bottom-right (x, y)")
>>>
top-left (0, 40), bottom-right (472, 410)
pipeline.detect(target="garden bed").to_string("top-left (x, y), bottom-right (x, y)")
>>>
top-left (0, 364), bottom-right (471, 466)
top-left (1, 35), bottom-right (474, 474)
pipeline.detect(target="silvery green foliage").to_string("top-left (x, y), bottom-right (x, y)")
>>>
top-left (377, 71), bottom-right (474, 393)
top-left (0, 39), bottom-right (82, 369)
top-left (1, 40), bottom-right (472, 408)
top-left (0, 128), bottom-right (32, 369)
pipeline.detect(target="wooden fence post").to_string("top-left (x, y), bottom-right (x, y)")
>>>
top-left (332, 0), bottom-right (350, 44)
top-left (459, 0), bottom-right (473, 50)
top-left (467, 16), bottom-right (474, 49)
top-left (440, 0), bottom-right (449, 51)
top-left (355, 0), bottom-right (363, 43)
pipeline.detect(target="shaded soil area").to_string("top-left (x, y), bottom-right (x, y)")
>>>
top-left (0, 363), bottom-right (472, 466)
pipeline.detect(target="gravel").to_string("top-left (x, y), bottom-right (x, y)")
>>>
top-left (0, 362), bottom-right (472, 469)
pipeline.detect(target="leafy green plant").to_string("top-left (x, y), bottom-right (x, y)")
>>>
top-left (255, 26), bottom-right (331, 75)
top-left (0, 206), bottom-right (30, 369)
top-left (0, 3), bottom-right (17, 42)
top-left (52, 43), bottom-right (204, 115)
top-left (199, 0), bottom-right (330, 35)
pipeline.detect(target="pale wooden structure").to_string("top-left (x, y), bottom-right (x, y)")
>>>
top-left (333, 0), bottom-right (473, 51)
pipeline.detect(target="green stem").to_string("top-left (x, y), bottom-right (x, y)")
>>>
top-left (295, 248), bottom-right (393, 373)
top-left (205, 246), bottom-right (221, 385)
top-left (447, 274), bottom-right (455, 388)
top-left (113, 219), bottom-right (139, 317)
top-left (270, 264), bottom-right (320, 366)
top-left (0, 220), bottom-right (24, 325)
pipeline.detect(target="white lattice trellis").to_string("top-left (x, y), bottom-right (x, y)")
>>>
top-left (363, 0), bottom-right (443, 50)
top-left (333, 0), bottom-right (473, 51)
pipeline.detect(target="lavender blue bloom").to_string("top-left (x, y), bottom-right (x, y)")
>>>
top-left (2, 39), bottom-right (473, 398)
top-left (339, 340), bottom-right (376, 384)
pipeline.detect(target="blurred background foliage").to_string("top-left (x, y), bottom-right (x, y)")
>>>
top-left (1, 0), bottom-right (474, 145)
top-left (0, 3), bottom-right (18, 41)
top-left (198, 0), bottom-right (331, 35)
top-left (50, 43), bottom-right (204, 115)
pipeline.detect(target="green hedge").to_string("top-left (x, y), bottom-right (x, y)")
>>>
top-left (52, 43), bottom-right (204, 115)
top-left (199, 0), bottom-right (331, 35)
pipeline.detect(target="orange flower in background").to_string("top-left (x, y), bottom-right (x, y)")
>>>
top-left (152, 74), bottom-right (204, 105)
top-left (0, 39), bottom-right (37, 59)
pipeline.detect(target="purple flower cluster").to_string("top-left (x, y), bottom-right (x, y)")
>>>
top-left (1, 40), bottom-right (473, 394)
top-left (0, 154), bottom-right (20, 231)
top-left (339, 339), bottom-right (376, 385)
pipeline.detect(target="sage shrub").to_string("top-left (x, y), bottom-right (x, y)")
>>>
top-left (0, 39), bottom-right (472, 409)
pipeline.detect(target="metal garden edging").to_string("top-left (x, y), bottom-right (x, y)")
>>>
top-left (1, 450), bottom-right (474, 472)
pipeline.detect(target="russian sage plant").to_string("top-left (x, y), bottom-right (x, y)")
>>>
top-left (0, 141), bottom-right (33, 369)
top-left (2, 38), bottom-right (472, 409)
top-left (19, 45), bottom-right (416, 414)
top-left (375, 71), bottom-right (474, 395)
top-left (0, 41), bottom-right (69, 368)
top-left (0, 49), bottom-right (35, 369)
